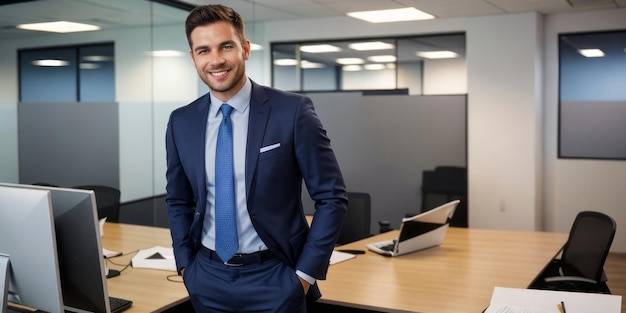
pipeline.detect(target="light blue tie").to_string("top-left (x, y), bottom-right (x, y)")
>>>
top-left (215, 103), bottom-right (238, 262)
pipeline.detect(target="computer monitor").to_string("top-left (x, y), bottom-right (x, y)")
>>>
top-left (0, 183), bottom-right (112, 313)
top-left (0, 186), bottom-right (65, 313)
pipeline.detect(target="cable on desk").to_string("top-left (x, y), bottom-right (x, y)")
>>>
top-left (167, 274), bottom-right (184, 283)
top-left (105, 249), bottom-right (139, 274)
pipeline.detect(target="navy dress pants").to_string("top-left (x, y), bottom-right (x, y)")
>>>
top-left (183, 250), bottom-right (308, 313)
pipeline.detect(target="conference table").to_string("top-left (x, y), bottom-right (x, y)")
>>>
top-left (319, 227), bottom-right (567, 312)
top-left (102, 223), bottom-right (567, 313)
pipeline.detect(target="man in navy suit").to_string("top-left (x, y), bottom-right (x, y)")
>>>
top-left (165, 4), bottom-right (348, 312)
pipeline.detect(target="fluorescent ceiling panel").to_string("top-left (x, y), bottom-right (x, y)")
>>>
top-left (368, 55), bottom-right (397, 62)
top-left (336, 57), bottom-right (364, 65)
top-left (17, 21), bottom-right (101, 33)
top-left (416, 50), bottom-right (459, 59)
top-left (364, 64), bottom-right (386, 70)
top-left (347, 7), bottom-right (435, 23)
top-left (342, 65), bottom-right (363, 71)
top-left (150, 50), bottom-right (186, 57)
top-left (82, 55), bottom-right (112, 62)
top-left (301, 60), bottom-right (325, 69)
top-left (31, 59), bottom-right (69, 67)
top-left (300, 44), bottom-right (342, 53)
top-left (274, 59), bottom-right (298, 66)
top-left (578, 48), bottom-right (605, 57)
top-left (349, 41), bottom-right (395, 51)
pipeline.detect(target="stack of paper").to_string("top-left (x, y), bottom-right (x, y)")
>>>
top-left (329, 250), bottom-right (356, 265)
top-left (131, 246), bottom-right (176, 271)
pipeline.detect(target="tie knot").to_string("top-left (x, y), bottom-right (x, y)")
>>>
top-left (220, 104), bottom-right (234, 119)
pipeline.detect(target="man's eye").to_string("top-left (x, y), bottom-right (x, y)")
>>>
top-left (223, 45), bottom-right (234, 50)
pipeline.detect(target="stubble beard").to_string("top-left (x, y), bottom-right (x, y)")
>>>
top-left (203, 64), bottom-right (246, 95)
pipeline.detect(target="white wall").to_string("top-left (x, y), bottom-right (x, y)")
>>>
top-left (466, 13), bottom-right (544, 231)
top-left (544, 8), bottom-right (626, 252)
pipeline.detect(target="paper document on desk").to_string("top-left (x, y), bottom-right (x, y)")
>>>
top-left (485, 286), bottom-right (622, 313)
top-left (329, 250), bottom-right (356, 265)
top-left (131, 246), bottom-right (176, 271)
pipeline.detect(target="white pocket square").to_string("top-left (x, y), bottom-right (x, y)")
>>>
top-left (260, 143), bottom-right (281, 153)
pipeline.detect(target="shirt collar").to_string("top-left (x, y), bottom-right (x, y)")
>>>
top-left (209, 78), bottom-right (251, 117)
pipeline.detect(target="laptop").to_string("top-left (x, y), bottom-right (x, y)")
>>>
top-left (367, 200), bottom-right (460, 256)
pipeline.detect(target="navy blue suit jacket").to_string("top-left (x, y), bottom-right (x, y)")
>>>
top-left (165, 81), bottom-right (348, 300)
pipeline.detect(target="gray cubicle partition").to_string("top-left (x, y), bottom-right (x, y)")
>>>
top-left (18, 102), bottom-right (119, 188)
top-left (303, 92), bottom-right (467, 233)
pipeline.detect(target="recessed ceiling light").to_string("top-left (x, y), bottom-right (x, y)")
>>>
top-left (368, 55), bottom-right (397, 63)
top-left (301, 60), bottom-right (325, 69)
top-left (300, 44), bottom-right (342, 53)
top-left (347, 7), bottom-right (435, 23)
top-left (82, 55), bottom-right (112, 62)
top-left (250, 43), bottom-right (263, 51)
top-left (31, 59), bottom-right (70, 67)
top-left (274, 59), bottom-right (299, 66)
top-left (336, 58), bottom-right (364, 65)
top-left (416, 50), bottom-right (459, 59)
top-left (364, 64), bottom-right (386, 70)
top-left (17, 21), bottom-right (101, 33)
top-left (273, 59), bottom-right (326, 68)
top-left (149, 50), bottom-right (186, 57)
top-left (578, 49), bottom-right (605, 58)
top-left (79, 63), bottom-right (100, 69)
top-left (342, 65), bottom-right (363, 71)
top-left (349, 41), bottom-right (395, 51)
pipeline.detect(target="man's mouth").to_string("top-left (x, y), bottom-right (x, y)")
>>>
top-left (210, 69), bottom-right (229, 78)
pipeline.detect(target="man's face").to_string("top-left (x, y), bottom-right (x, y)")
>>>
top-left (189, 21), bottom-right (250, 102)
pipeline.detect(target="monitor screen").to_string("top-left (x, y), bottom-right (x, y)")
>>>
top-left (0, 186), bottom-right (64, 313)
top-left (0, 183), bottom-right (111, 313)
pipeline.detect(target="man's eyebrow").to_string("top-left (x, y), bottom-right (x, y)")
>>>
top-left (193, 45), bottom-right (208, 52)
top-left (192, 40), bottom-right (237, 53)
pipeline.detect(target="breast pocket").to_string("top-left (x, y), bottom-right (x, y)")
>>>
top-left (258, 142), bottom-right (282, 161)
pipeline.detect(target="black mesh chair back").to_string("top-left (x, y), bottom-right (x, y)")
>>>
top-left (336, 192), bottom-right (371, 245)
top-left (529, 210), bottom-right (616, 294)
top-left (560, 211), bottom-right (616, 282)
top-left (73, 185), bottom-right (121, 223)
top-left (419, 166), bottom-right (467, 227)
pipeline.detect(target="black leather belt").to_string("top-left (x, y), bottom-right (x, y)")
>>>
top-left (200, 246), bottom-right (276, 266)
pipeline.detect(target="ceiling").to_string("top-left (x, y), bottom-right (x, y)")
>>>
top-left (1, 0), bottom-right (625, 42)
top-left (0, 0), bottom-right (623, 68)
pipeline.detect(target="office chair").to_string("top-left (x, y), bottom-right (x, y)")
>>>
top-left (336, 192), bottom-right (372, 245)
top-left (409, 166), bottom-right (468, 227)
top-left (529, 211), bottom-right (616, 294)
top-left (73, 185), bottom-right (122, 223)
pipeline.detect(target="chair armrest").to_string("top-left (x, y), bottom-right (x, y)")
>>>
top-left (544, 276), bottom-right (597, 284)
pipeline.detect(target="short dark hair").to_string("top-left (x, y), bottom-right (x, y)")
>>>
top-left (185, 4), bottom-right (246, 48)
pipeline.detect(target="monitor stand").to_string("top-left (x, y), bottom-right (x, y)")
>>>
top-left (1, 253), bottom-right (9, 313)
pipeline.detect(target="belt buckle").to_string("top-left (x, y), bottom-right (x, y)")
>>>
top-left (224, 254), bottom-right (244, 266)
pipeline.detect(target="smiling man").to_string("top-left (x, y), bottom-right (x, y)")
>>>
top-left (164, 4), bottom-right (348, 313)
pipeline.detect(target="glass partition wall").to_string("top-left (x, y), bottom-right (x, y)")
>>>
top-left (272, 33), bottom-right (466, 95)
top-left (0, 1), bottom-right (265, 227)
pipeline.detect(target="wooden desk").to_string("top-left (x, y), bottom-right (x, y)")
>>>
top-left (101, 223), bottom-right (188, 312)
top-left (320, 227), bottom-right (568, 313)
top-left (101, 223), bottom-right (567, 313)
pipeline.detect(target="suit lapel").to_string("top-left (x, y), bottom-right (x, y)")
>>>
top-left (245, 82), bottom-right (270, 197)
top-left (194, 94), bottom-right (211, 201)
